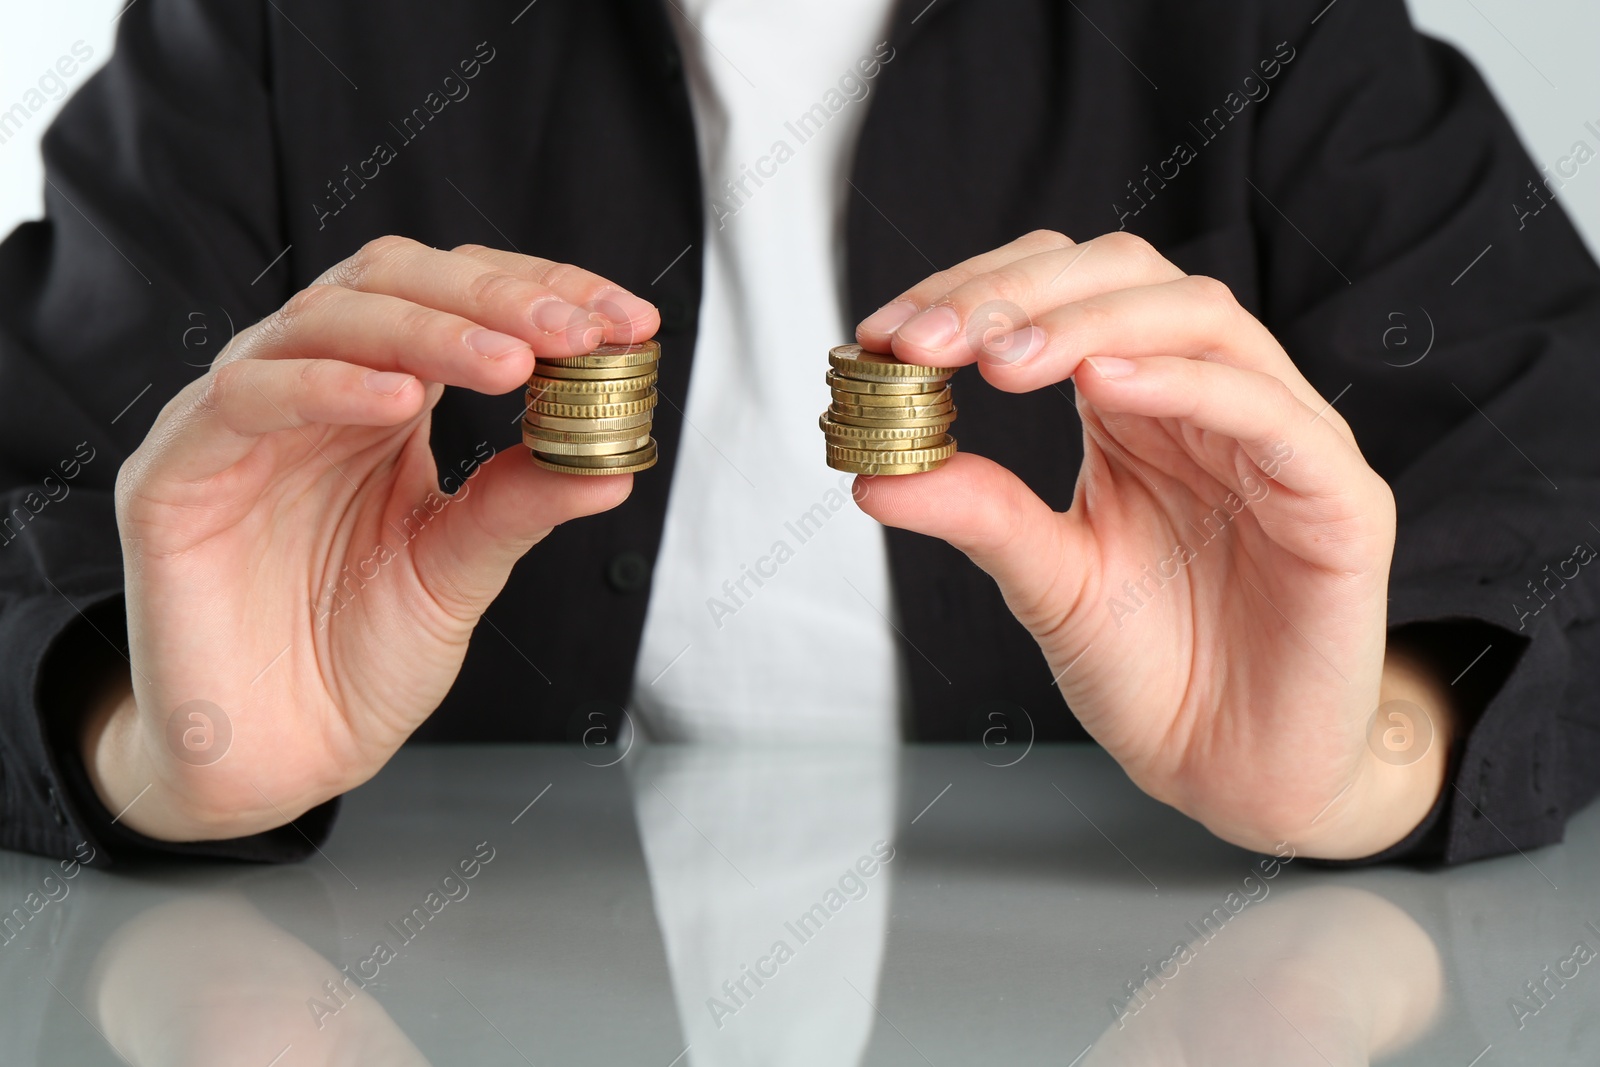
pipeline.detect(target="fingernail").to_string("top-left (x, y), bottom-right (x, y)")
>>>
top-left (1083, 355), bottom-right (1137, 379)
top-left (981, 326), bottom-right (1047, 366)
top-left (466, 328), bottom-right (530, 360)
top-left (364, 371), bottom-right (414, 396)
top-left (587, 289), bottom-right (657, 326)
top-left (896, 305), bottom-right (960, 350)
top-left (860, 300), bottom-right (919, 336)
top-left (531, 299), bottom-right (581, 334)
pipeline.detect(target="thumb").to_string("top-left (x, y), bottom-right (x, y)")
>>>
top-left (854, 452), bottom-right (1090, 631)
top-left (405, 444), bottom-right (633, 619)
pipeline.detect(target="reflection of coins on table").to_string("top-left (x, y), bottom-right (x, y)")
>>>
top-left (523, 340), bottom-right (660, 474)
top-left (820, 345), bottom-right (958, 475)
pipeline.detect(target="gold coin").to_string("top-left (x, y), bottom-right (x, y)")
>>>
top-left (531, 440), bottom-right (658, 475)
top-left (528, 361), bottom-right (658, 381)
top-left (528, 369), bottom-right (658, 394)
top-left (821, 415), bottom-right (954, 437)
top-left (829, 399), bottom-right (954, 422)
top-left (826, 455), bottom-right (951, 476)
top-left (825, 370), bottom-right (949, 396)
top-left (547, 441), bottom-right (656, 467)
top-left (522, 421), bottom-right (658, 444)
top-left (526, 384), bottom-right (655, 408)
top-left (830, 386), bottom-right (952, 408)
top-left (819, 412), bottom-right (952, 440)
top-left (525, 410), bottom-right (654, 432)
top-left (827, 438), bottom-right (958, 466)
top-left (828, 344), bottom-right (952, 383)
top-left (827, 405), bottom-right (956, 429)
top-left (522, 431), bottom-right (652, 456)
top-left (537, 340), bottom-right (660, 369)
top-left (527, 394), bottom-right (658, 419)
top-left (825, 431), bottom-right (953, 453)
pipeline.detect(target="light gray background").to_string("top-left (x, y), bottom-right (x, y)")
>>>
top-left (1, 1), bottom-right (1597, 252)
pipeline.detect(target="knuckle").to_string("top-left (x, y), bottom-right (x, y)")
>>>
top-left (978, 265), bottom-right (1035, 311)
top-left (466, 269), bottom-right (532, 310)
top-left (327, 234), bottom-right (416, 289)
top-left (112, 453), bottom-right (139, 510)
top-left (536, 261), bottom-right (588, 293)
top-left (277, 283), bottom-right (341, 331)
top-left (1263, 375), bottom-right (1300, 419)
top-left (904, 270), bottom-right (957, 303)
top-left (1021, 228), bottom-right (1072, 250)
top-left (396, 301), bottom-right (448, 345)
top-left (1099, 229), bottom-right (1160, 265)
top-left (451, 242), bottom-right (490, 257)
top-left (292, 357), bottom-right (324, 402)
top-left (195, 361), bottom-right (243, 418)
top-left (1185, 274), bottom-right (1239, 312)
top-left (358, 233), bottom-right (417, 267)
top-left (1067, 295), bottom-right (1117, 335)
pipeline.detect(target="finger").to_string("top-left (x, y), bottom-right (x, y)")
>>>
top-left (220, 286), bottom-right (535, 395)
top-left (316, 236), bottom-right (655, 356)
top-left (135, 358), bottom-right (425, 483)
top-left (1072, 353), bottom-right (1375, 507)
top-left (856, 229), bottom-right (1078, 348)
top-left (452, 244), bottom-right (660, 347)
top-left (881, 231), bottom-right (1188, 367)
top-left (854, 452), bottom-right (1092, 632)
top-left (404, 445), bottom-right (634, 621)
top-left (974, 276), bottom-right (1345, 437)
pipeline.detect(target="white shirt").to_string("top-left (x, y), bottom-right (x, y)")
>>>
top-left (630, 0), bottom-right (903, 743)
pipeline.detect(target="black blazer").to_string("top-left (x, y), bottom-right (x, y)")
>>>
top-left (2, 0), bottom-right (1597, 865)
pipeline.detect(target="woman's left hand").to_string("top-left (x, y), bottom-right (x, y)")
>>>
top-left (854, 230), bottom-right (1452, 859)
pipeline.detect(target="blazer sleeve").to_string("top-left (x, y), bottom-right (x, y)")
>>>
top-left (0, 0), bottom-right (335, 863)
top-left (1253, 0), bottom-right (1600, 863)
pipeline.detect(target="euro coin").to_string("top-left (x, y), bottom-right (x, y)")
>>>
top-left (522, 431), bottom-right (652, 456)
top-left (828, 344), bottom-right (952, 383)
top-left (537, 340), bottom-right (660, 370)
top-left (830, 386), bottom-right (952, 408)
top-left (526, 395), bottom-right (658, 420)
top-left (825, 456), bottom-right (950, 475)
top-left (828, 400), bottom-right (954, 424)
top-left (826, 439), bottom-right (957, 466)
top-left (528, 369), bottom-right (658, 394)
top-left (525, 410), bottom-right (654, 432)
top-left (531, 439), bottom-right (658, 475)
top-left (825, 370), bottom-right (948, 396)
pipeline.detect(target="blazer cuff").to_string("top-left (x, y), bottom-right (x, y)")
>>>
top-left (5, 587), bottom-right (339, 864)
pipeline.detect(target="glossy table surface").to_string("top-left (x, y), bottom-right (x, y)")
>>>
top-left (1, 743), bottom-right (1595, 1066)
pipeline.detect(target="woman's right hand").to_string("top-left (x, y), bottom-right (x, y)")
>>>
top-left (85, 237), bottom-right (657, 842)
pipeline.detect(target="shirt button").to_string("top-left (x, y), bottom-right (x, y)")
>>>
top-left (607, 551), bottom-right (652, 593)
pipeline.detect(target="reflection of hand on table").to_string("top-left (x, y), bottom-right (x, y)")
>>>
top-left (88, 891), bottom-right (433, 1067)
top-left (1082, 885), bottom-right (1442, 1066)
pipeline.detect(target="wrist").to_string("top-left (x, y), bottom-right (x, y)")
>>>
top-left (81, 678), bottom-right (264, 842)
top-left (1295, 643), bottom-right (1456, 860)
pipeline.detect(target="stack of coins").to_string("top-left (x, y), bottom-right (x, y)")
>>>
top-left (522, 340), bottom-right (660, 475)
top-left (820, 344), bottom-right (957, 475)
